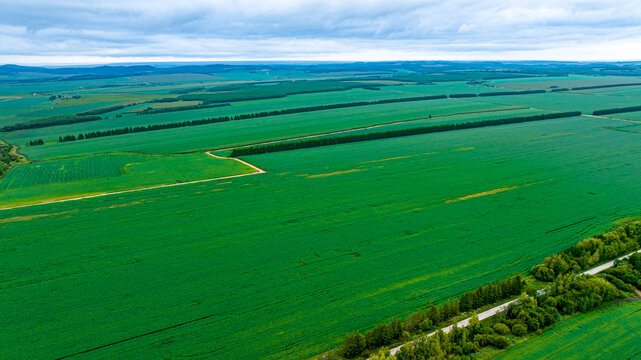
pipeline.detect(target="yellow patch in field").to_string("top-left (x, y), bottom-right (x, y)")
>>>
top-left (307, 169), bottom-right (364, 178)
top-left (450, 146), bottom-right (475, 152)
top-left (0, 210), bottom-right (78, 223)
top-left (446, 184), bottom-right (530, 203)
top-left (361, 151), bottom-right (437, 164)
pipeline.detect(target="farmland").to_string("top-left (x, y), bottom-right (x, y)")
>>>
top-left (2, 62), bottom-right (641, 360)
top-left (493, 302), bottom-right (641, 360)
top-left (0, 152), bottom-right (257, 208)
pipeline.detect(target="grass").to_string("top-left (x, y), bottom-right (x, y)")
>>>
top-left (0, 152), bottom-right (256, 207)
top-left (3, 116), bottom-right (641, 359)
top-left (491, 301), bottom-right (641, 360)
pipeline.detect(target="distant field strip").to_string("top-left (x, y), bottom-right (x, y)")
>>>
top-left (213, 106), bottom-right (526, 152)
top-left (583, 114), bottom-right (641, 124)
top-left (231, 112), bottom-right (581, 156)
top-left (0, 152), bottom-right (265, 211)
top-left (46, 95), bottom-right (452, 143)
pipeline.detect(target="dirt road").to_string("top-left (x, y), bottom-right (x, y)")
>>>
top-left (0, 152), bottom-right (265, 211)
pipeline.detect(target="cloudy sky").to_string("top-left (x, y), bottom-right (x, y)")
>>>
top-left (1, 0), bottom-right (640, 65)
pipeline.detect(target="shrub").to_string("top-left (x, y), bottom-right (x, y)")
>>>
top-left (512, 323), bottom-right (527, 336)
top-left (341, 332), bottom-right (366, 359)
top-left (493, 323), bottom-right (510, 335)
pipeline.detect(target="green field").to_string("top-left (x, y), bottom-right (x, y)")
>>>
top-left (3, 115), bottom-right (641, 359)
top-left (4, 66), bottom-right (641, 360)
top-left (16, 98), bottom-right (504, 160)
top-left (0, 152), bottom-right (256, 207)
top-left (493, 302), bottom-right (641, 360)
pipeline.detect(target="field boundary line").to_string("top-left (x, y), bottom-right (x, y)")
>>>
top-left (582, 114), bottom-right (641, 124)
top-left (0, 152), bottom-right (265, 211)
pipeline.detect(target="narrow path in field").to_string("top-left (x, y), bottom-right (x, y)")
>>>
top-left (212, 106), bottom-right (526, 152)
top-left (0, 97), bottom-right (22, 103)
top-left (381, 248), bottom-right (641, 357)
top-left (0, 152), bottom-right (265, 212)
top-left (582, 114), bottom-right (641, 124)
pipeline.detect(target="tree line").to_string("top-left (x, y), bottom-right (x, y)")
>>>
top-left (531, 222), bottom-right (641, 281)
top-left (28, 139), bottom-right (44, 146)
top-left (339, 276), bottom-right (525, 359)
top-left (76, 104), bottom-right (128, 116)
top-left (593, 105), bottom-right (641, 116)
top-left (572, 82), bottom-right (641, 91)
top-left (29, 88), bottom-right (561, 143)
top-left (231, 112), bottom-right (581, 157)
top-left (46, 94), bottom-right (449, 143)
top-left (333, 221), bottom-right (641, 360)
top-left (1, 115), bottom-right (101, 132)
top-left (136, 103), bottom-right (230, 115)
top-left (477, 90), bottom-right (546, 97)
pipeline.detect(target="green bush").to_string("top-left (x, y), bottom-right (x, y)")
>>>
top-left (512, 323), bottom-right (527, 336)
top-left (493, 323), bottom-right (510, 335)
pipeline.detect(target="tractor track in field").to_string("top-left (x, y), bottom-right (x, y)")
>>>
top-left (211, 106), bottom-right (527, 152)
top-left (0, 152), bottom-right (265, 212)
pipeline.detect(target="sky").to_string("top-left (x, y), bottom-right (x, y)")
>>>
top-left (1, 0), bottom-right (640, 65)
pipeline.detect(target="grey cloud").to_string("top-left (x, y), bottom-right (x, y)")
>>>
top-left (0, 0), bottom-right (640, 63)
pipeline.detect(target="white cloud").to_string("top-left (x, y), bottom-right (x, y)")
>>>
top-left (0, 0), bottom-right (640, 64)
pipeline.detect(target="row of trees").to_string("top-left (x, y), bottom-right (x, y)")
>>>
top-left (77, 104), bottom-right (128, 116)
top-left (231, 112), bottom-right (581, 156)
top-left (351, 270), bottom-right (628, 360)
top-left (136, 102), bottom-right (230, 115)
top-left (593, 105), bottom-right (641, 116)
top-left (339, 276), bottom-right (525, 358)
top-left (477, 90), bottom-right (546, 97)
top-left (0, 115), bottom-right (101, 132)
top-left (50, 94), bottom-right (450, 143)
top-left (531, 222), bottom-right (641, 281)
top-left (331, 222), bottom-right (641, 360)
top-left (572, 82), bottom-right (641, 91)
top-left (27, 139), bottom-right (44, 146)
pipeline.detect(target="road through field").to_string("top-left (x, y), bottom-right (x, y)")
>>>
top-left (383, 248), bottom-right (641, 357)
top-left (0, 152), bottom-right (265, 211)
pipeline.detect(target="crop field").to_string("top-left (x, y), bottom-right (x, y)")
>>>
top-left (600, 110), bottom-right (641, 121)
top-left (490, 75), bottom-right (641, 91)
top-left (0, 152), bottom-right (256, 207)
top-left (3, 82), bottom-right (502, 146)
top-left (466, 91), bottom-right (640, 113)
top-left (3, 65), bottom-right (641, 360)
top-left (3, 114), bottom-right (641, 359)
top-left (17, 98), bottom-right (505, 159)
top-left (494, 302), bottom-right (641, 360)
